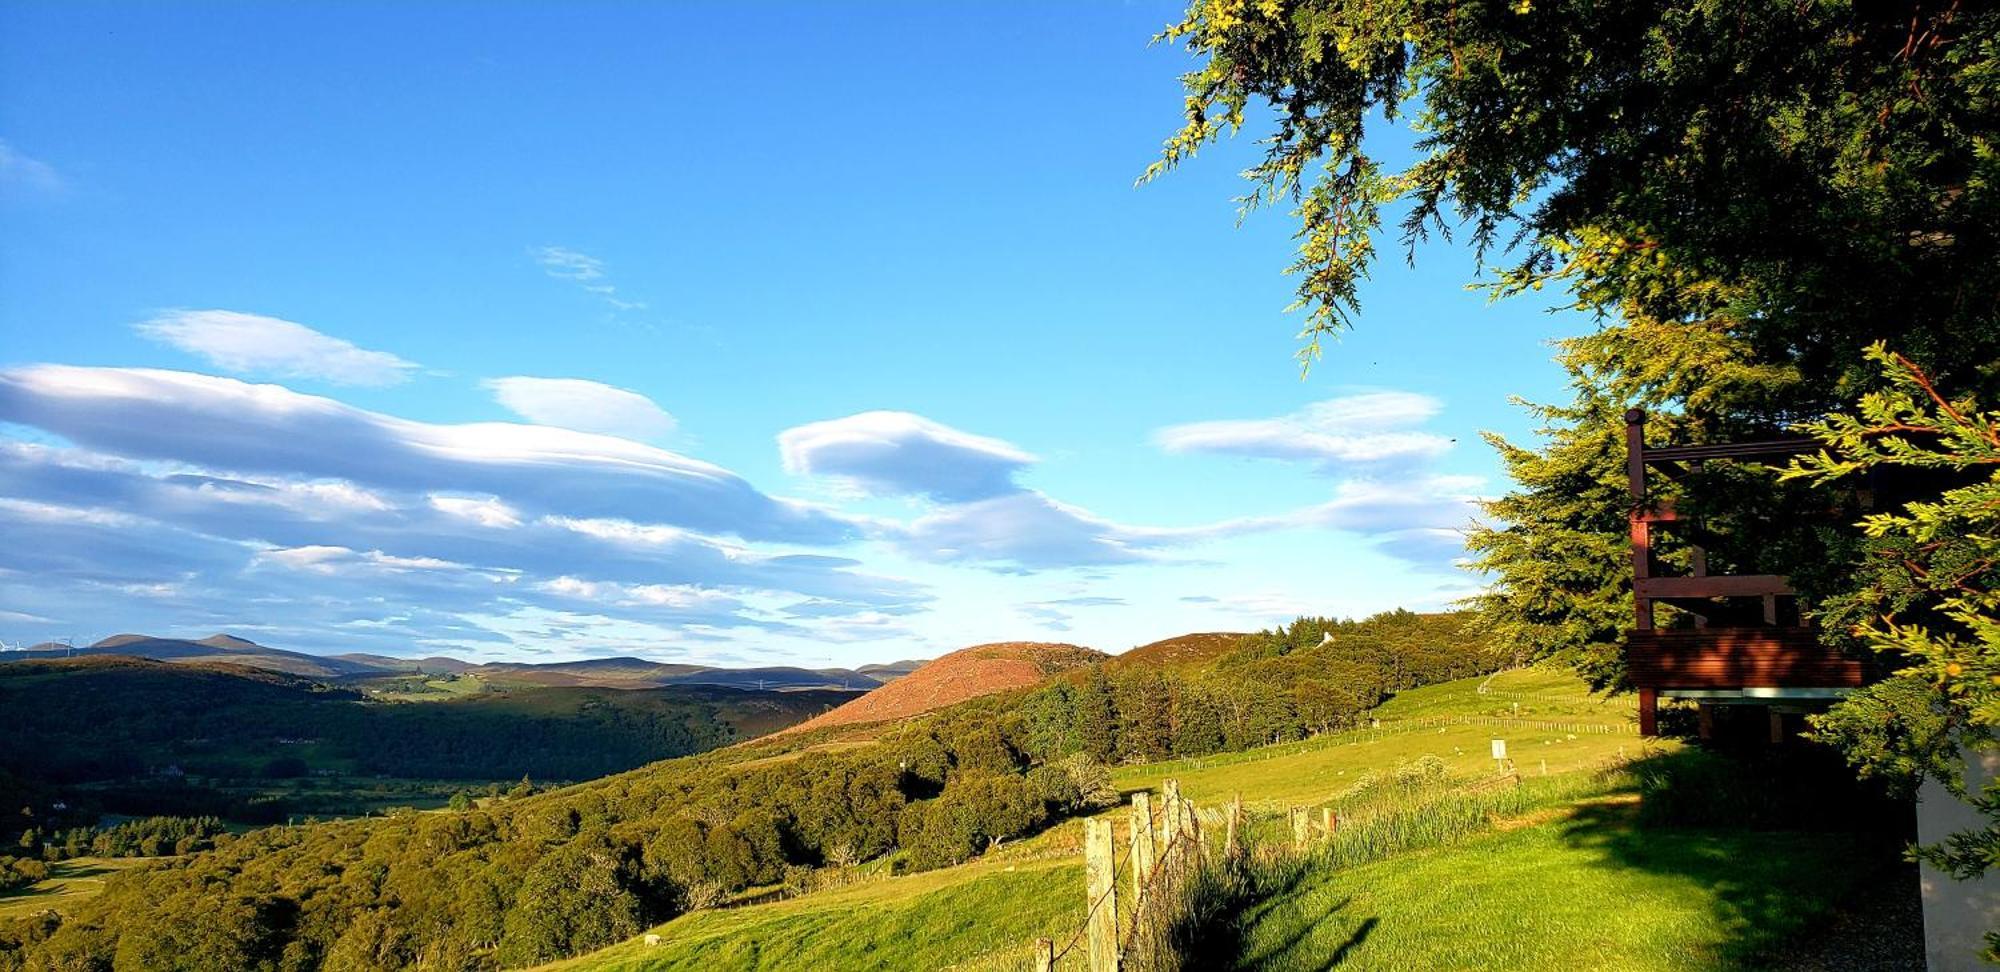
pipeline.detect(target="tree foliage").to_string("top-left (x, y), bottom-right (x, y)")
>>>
top-left (1148, 0), bottom-right (2000, 378)
top-left (1148, 0), bottom-right (2000, 690)
top-left (1785, 347), bottom-right (2000, 926)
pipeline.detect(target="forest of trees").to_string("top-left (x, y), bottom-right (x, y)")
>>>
top-left (0, 657), bottom-right (856, 825)
top-left (0, 610), bottom-right (1494, 970)
top-left (12, 816), bottom-right (228, 863)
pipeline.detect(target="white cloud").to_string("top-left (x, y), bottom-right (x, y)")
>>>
top-left (256, 544), bottom-right (473, 576)
top-left (0, 403), bottom-right (928, 657)
top-left (0, 365), bottom-right (850, 544)
top-left (536, 576), bottom-right (741, 612)
top-left (881, 474), bottom-right (1484, 572)
top-left (135, 310), bottom-right (419, 386)
top-left (532, 247), bottom-right (604, 281)
top-left (894, 491), bottom-right (1166, 568)
top-left (428, 494), bottom-right (523, 529)
top-left (780, 411), bottom-right (1037, 501)
top-left (0, 140), bottom-right (63, 197)
top-left (534, 246), bottom-right (648, 312)
top-left (483, 376), bottom-right (676, 441)
top-left (1155, 391), bottom-right (1452, 468)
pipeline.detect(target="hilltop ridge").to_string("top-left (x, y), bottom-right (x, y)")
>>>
top-left (781, 641), bottom-right (1104, 734)
top-left (1, 633), bottom-right (932, 692)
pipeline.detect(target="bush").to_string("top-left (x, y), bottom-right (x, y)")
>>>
top-left (1058, 753), bottom-right (1120, 810)
top-left (1393, 755), bottom-right (1449, 789)
top-left (0, 854), bottom-right (49, 891)
top-left (496, 837), bottom-right (658, 966)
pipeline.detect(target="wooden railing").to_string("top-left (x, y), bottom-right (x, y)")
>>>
top-left (1622, 409), bottom-right (1855, 735)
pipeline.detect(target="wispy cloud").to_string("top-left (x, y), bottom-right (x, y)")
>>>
top-left (483, 376), bottom-right (677, 441)
top-left (533, 246), bottom-right (648, 312)
top-left (0, 365), bottom-right (848, 544)
top-left (0, 140), bottom-right (63, 198)
top-left (135, 310), bottom-right (419, 387)
top-left (1155, 391), bottom-right (1452, 469)
top-left (781, 411), bottom-right (1036, 502)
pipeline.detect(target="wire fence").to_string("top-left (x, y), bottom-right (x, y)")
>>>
top-left (1366, 714), bottom-right (1637, 738)
top-left (1040, 792), bottom-right (1217, 971)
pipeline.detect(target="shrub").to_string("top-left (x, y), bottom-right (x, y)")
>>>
top-left (1058, 753), bottom-right (1120, 810)
top-left (1393, 755), bottom-right (1449, 789)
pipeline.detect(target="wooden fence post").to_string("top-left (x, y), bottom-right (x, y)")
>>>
top-left (1321, 806), bottom-right (1334, 841)
top-left (1084, 818), bottom-right (1119, 972)
top-left (1224, 793), bottom-right (1241, 857)
top-left (1290, 807), bottom-right (1309, 846)
top-left (1034, 937), bottom-right (1055, 972)
top-left (1130, 792), bottom-right (1155, 910)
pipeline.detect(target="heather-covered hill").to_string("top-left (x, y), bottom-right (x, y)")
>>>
top-left (1109, 631), bottom-right (1246, 670)
top-left (779, 641), bottom-right (1103, 735)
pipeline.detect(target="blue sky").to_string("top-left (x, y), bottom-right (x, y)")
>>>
top-left (0, 2), bottom-right (1593, 667)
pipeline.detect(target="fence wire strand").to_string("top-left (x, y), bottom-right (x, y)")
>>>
top-left (1046, 802), bottom-right (1223, 968)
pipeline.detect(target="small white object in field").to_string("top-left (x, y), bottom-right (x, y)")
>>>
top-left (1490, 739), bottom-right (1507, 760)
top-left (645, 935), bottom-right (661, 947)
top-left (1319, 631), bottom-right (1334, 646)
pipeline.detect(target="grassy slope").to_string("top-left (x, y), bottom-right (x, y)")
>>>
top-left (546, 669), bottom-right (1666, 971)
top-left (1235, 800), bottom-right (1873, 971)
top-left (0, 858), bottom-right (154, 920)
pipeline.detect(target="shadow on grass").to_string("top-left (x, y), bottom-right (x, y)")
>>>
top-left (1557, 746), bottom-right (1914, 968)
top-left (0, 860), bottom-right (123, 906)
top-left (1125, 848), bottom-right (1381, 972)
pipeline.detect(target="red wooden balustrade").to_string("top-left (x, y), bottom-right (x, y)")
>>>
top-left (1623, 410), bottom-right (1862, 736)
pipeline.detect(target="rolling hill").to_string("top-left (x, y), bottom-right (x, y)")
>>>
top-left (10, 633), bottom-right (389, 679)
top-left (471, 660), bottom-right (890, 692)
top-left (856, 659), bottom-right (927, 683)
top-left (1, 633), bottom-right (931, 692)
top-left (0, 655), bottom-right (862, 823)
top-left (779, 641), bottom-right (1105, 735)
top-left (1109, 631), bottom-right (1246, 670)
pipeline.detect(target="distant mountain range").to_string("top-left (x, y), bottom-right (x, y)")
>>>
top-left (3, 633), bottom-right (931, 691)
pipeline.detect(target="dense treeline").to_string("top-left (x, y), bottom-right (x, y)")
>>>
top-left (0, 611), bottom-right (1493, 970)
top-left (1021, 611), bottom-right (1497, 764)
top-left (0, 657), bottom-right (855, 825)
top-left (14, 816), bottom-right (228, 862)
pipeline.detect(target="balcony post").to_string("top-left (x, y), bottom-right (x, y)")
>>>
top-left (1626, 409), bottom-right (1654, 629)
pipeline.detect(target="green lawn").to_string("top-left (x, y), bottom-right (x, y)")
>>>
top-left (1234, 799), bottom-right (1877, 971)
top-left (0, 858), bottom-right (155, 920)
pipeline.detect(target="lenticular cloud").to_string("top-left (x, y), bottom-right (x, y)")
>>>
top-left (0, 365), bottom-right (851, 545)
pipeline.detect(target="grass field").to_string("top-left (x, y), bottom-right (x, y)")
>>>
top-left (0, 858), bottom-right (155, 920)
top-left (542, 669), bottom-right (1719, 971)
top-left (1233, 798), bottom-right (1878, 971)
top-left (353, 671), bottom-right (491, 701)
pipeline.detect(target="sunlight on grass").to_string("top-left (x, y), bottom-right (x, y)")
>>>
top-left (543, 669), bottom-right (1671, 970)
top-left (0, 857), bottom-right (155, 920)
top-left (1235, 802), bottom-right (1873, 972)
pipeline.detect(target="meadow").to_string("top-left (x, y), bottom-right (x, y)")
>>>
top-left (544, 668), bottom-right (1869, 971)
top-left (0, 859), bottom-right (152, 922)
